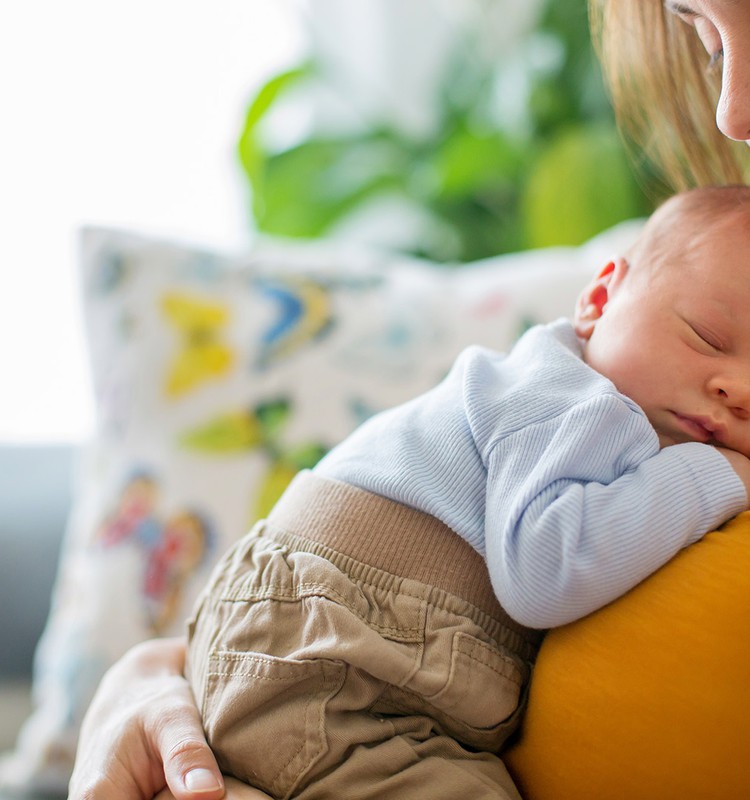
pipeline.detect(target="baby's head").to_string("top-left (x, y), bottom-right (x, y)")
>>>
top-left (574, 185), bottom-right (750, 456)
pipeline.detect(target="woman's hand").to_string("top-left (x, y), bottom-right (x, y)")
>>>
top-left (68, 637), bottom-right (232, 800)
top-left (154, 777), bottom-right (273, 800)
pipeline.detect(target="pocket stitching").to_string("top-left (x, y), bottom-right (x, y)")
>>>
top-left (417, 630), bottom-right (524, 732)
top-left (207, 651), bottom-right (327, 679)
top-left (203, 650), bottom-right (345, 797)
top-left (272, 660), bottom-right (344, 797)
top-left (454, 631), bottom-right (523, 688)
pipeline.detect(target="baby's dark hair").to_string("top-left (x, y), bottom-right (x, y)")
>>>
top-left (627, 185), bottom-right (750, 272)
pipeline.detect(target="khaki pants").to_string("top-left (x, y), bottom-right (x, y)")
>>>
top-left (187, 472), bottom-right (542, 800)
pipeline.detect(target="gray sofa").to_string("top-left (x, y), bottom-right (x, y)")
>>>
top-left (0, 445), bottom-right (73, 798)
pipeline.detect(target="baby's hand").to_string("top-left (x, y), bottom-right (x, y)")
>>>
top-left (716, 447), bottom-right (750, 503)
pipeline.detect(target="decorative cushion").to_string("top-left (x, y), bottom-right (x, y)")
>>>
top-left (0, 222), bottom-right (643, 794)
top-left (504, 512), bottom-right (750, 799)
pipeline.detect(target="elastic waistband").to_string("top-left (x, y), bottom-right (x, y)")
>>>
top-left (266, 471), bottom-right (543, 654)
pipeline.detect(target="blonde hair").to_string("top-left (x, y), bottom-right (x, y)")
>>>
top-left (589, 0), bottom-right (750, 191)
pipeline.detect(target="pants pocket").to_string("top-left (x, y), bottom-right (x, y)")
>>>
top-left (424, 630), bottom-right (527, 748)
top-left (201, 649), bottom-right (345, 798)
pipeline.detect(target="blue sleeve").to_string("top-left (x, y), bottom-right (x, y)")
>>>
top-left (483, 394), bottom-right (747, 629)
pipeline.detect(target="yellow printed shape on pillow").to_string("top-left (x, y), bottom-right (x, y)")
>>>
top-left (505, 511), bottom-right (750, 800)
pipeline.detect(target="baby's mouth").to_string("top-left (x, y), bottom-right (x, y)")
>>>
top-left (672, 413), bottom-right (723, 444)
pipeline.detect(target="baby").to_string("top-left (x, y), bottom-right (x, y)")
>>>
top-left (186, 185), bottom-right (750, 800)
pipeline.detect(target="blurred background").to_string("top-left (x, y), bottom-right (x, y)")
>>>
top-left (1, 0), bottom-right (653, 446)
top-left (0, 1), bottom-right (659, 762)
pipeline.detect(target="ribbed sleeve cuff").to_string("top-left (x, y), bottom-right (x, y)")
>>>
top-left (667, 442), bottom-right (747, 544)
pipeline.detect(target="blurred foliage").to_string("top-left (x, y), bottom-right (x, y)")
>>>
top-left (238, 0), bottom-right (656, 263)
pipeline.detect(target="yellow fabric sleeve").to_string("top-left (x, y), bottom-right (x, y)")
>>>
top-left (505, 512), bottom-right (750, 799)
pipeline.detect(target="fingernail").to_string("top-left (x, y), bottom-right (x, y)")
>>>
top-left (185, 768), bottom-right (222, 793)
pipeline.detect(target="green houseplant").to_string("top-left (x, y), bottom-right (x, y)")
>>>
top-left (238, 0), bottom-right (655, 263)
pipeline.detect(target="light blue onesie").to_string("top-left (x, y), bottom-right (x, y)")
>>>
top-left (315, 319), bottom-right (746, 628)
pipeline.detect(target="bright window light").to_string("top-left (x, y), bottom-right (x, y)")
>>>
top-left (0, 0), bottom-right (303, 443)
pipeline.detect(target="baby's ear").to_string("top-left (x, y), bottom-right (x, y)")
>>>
top-left (573, 258), bottom-right (628, 339)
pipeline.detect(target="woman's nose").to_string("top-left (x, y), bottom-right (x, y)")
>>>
top-left (716, 50), bottom-right (750, 141)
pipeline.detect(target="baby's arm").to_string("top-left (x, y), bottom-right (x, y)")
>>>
top-left (716, 446), bottom-right (750, 500)
top-left (484, 397), bottom-right (747, 630)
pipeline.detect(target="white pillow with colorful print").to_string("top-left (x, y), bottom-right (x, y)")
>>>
top-left (0, 220), bottom-right (643, 795)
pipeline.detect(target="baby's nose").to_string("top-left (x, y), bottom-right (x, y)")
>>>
top-left (713, 377), bottom-right (750, 419)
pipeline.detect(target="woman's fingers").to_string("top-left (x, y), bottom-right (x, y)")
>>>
top-left (68, 638), bottom-right (224, 800)
top-left (153, 706), bottom-right (225, 799)
top-left (122, 638), bottom-right (226, 800)
top-left (69, 636), bottom-right (273, 800)
top-left (155, 777), bottom-right (275, 800)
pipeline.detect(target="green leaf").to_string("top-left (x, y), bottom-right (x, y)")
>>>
top-left (522, 124), bottom-right (647, 249)
top-left (433, 128), bottom-right (527, 198)
top-left (243, 66), bottom-right (311, 135)
top-left (237, 65), bottom-right (312, 206)
top-left (255, 136), bottom-right (407, 238)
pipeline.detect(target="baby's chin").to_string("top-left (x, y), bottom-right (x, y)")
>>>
top-left (656, 432), bottom-right (680, 449)
top-left (657, 432), bottom-right (750, 460)
top-left (655, 431), bottom-right (701, 450)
